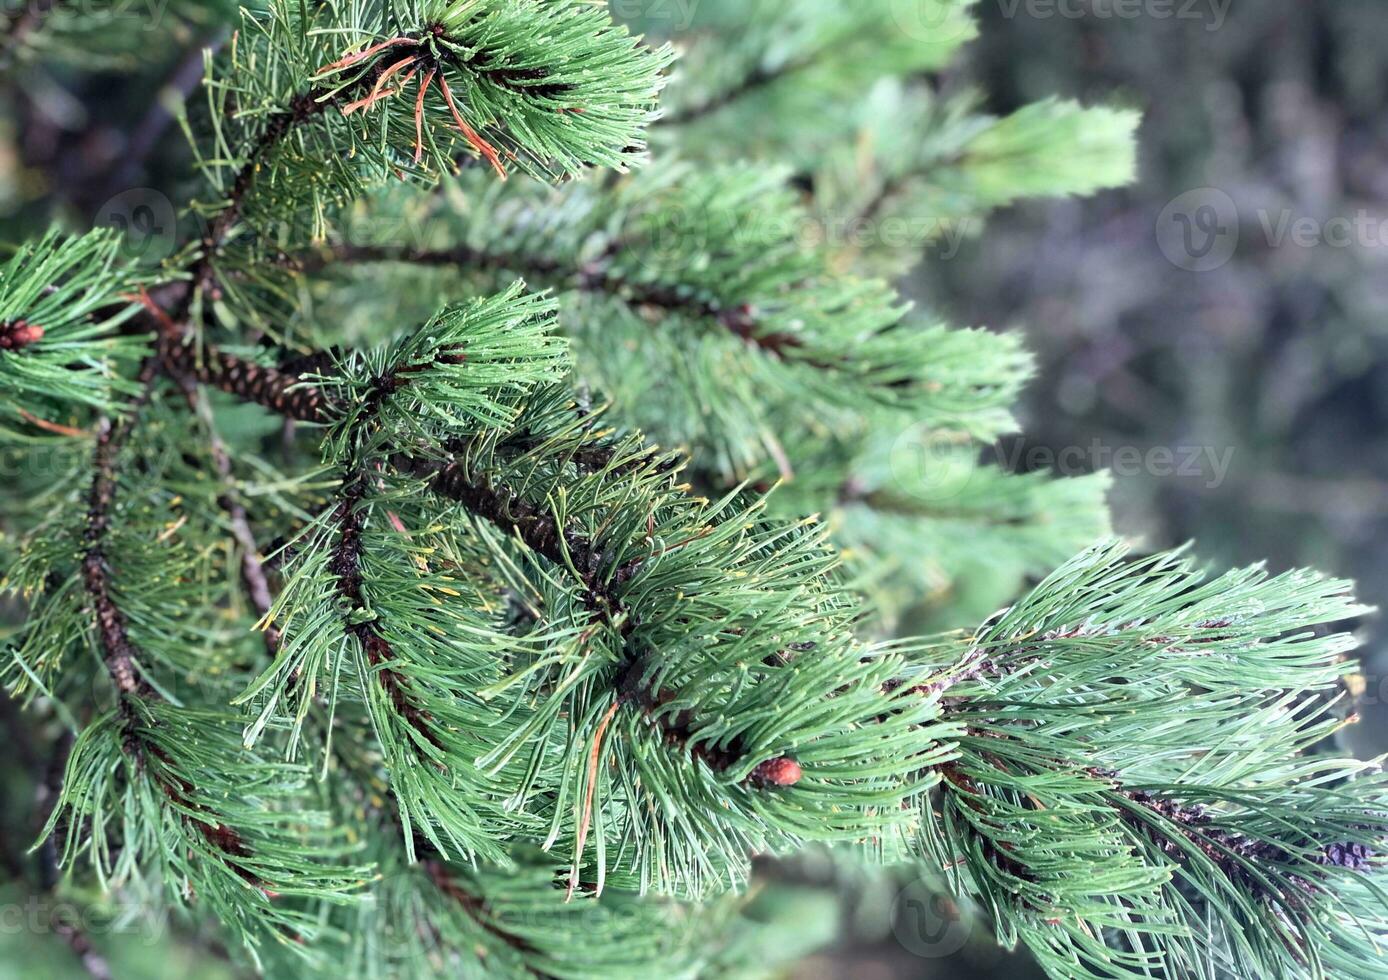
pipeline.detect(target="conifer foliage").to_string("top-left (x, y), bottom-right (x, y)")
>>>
top-left (0, 2), bottom-right (1383, 978)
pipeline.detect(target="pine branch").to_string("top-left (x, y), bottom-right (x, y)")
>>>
top-left (404, 452), bottom-right (804, 788)
top-left (181, 0), bottom-right (670, 258)
top-left (5, 2), bottom-right (1382, 975)
top-left (83, 419), bottom-right (263, 881)
top-left (166, 330), bottom-right (811, 792)
top-left (171, 375), bottom-right (281, 654)
top-left (140, 324), bottom-right (943, 899)
top-left (0, 229), bottom-right (148, 419)
top-left (62, 354), bottom-right (364, 926)
top-left (638, 0), bottom-right (975, 138)
top-left (200, 89), bottom-right (329, 253)
top-left (660, 54), bottom-right (813, 128)
top-left (910, 542), bottom-right (1383, 977)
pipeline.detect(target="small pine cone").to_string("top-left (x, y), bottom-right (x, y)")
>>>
top-left (0, 319), bottom-right (44, 350)
top-left (750, 756), bottom-right (803, 788)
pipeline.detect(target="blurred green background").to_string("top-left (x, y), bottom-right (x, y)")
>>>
top-left (3, 1), bottom-right (1386, 977)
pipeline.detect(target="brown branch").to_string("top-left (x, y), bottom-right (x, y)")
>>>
top-left (159, 338), bottom-right (334, 423)
top-left (937, 745), bottom-right (1378, 916)
top-left (176, 16), bottom-right (546, 308)
top-left (329, 472), bottom-right (443, 748)
top-left (82, 367), bottom-right (160, 699)
top-left (1107, 780), bottom-right (1378, 887)
top-left (401, 454), bottom-right (802, 788)
top-left (617, 663), bottom-right (803, 789)
top-left (180, 91), bottom-right (330, 310)
top-left (298, 243), bottom-right (812, 361)
top-left (393, 453), bottom-right (633, 626)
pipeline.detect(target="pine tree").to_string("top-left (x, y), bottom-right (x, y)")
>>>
top-left (0, 2), bottom-right (1383, 978)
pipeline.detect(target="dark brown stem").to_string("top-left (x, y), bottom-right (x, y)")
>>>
top-left (301, 243), bottom-right (812, 361)
top-left (159, 339), bottom-right (335, 423)
top-left (939, 748), bottom-right (1377, 911)
top-left (330, 473), bottom-right (442, 748)
top-left (402, 454), bottom-right (801, 787)
top-left (1108, 781), bottom-right (1377, 885)
top-left (173, 85), bottom-right (334, 320)
top-left (82, 366), bottom-right (160, 699)
top-left (616, 661), bottom-right (802, 788)
top-left (392, 453), bottom-right (633, 626)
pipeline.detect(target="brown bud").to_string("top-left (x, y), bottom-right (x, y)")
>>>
top-left (0, 319), bottom-right (44, 350)
top-left (750, 756), bottom-right (803, 788)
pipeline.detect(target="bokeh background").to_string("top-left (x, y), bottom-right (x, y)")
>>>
top-left (2, 1), bottom-right (1386, 977)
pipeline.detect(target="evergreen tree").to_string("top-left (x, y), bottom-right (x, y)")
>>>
top-left (0, 2), bottom-right (1381, 978)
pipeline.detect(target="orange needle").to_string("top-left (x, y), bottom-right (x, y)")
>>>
top-left (437, 74), bottom-right (507, 179)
